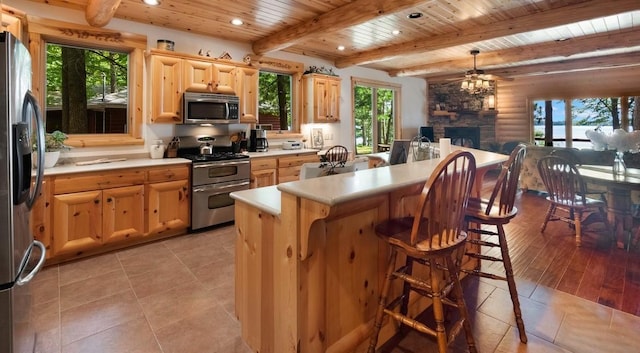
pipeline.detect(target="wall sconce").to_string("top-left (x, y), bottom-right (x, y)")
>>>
top-left (483, 94), bottom-right (496, 110)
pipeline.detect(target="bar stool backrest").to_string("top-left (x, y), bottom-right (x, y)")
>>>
top-left (485, 144), bottom-right (527, 216)
top-left (410, 150), bottom-right (476, 250)
top-left (537, 155), bottom-right (588, 207)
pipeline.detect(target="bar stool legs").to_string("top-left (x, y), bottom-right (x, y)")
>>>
top-left (367, 249), bottom-right (477, 353)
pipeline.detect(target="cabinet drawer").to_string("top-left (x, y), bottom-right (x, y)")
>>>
top-left (278, 166), bottom-right (302, 181)
top-left (147, 165), bottom-right (190, 183)
top-left (54, 170), bottom-right (145, 194)
top-left (278, 154), bottom-right (319, 168)
top-left (251, 158), bottom-right (277, 171)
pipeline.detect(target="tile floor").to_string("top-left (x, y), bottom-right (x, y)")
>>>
top-left (31, 223), bottom-right (640, 353)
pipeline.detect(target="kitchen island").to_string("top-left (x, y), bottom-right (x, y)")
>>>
top-left (230, 147), bottom-right (508, 353)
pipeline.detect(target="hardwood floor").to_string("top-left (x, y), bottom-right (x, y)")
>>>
top-left (501, 188), bottom-right (640, 316)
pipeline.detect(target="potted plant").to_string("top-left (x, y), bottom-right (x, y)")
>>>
top-left (40, 130), bottom-right (69, 168)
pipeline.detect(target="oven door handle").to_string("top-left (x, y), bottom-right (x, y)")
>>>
top-left (192, 181), bottom-right (250, 193)
top-left (193, 160), bottom-right (250, 169)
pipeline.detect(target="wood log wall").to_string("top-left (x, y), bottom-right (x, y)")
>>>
top-left (495, 66), bottom-right (640, 144)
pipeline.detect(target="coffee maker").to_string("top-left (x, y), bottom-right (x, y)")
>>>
top-left (249, 129), bottom-right (269, 152)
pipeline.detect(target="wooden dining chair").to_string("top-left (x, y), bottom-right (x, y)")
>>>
top-left (320, 145), bottom-right (349, 175)
top-left (537, 155), bottom-right (611, 246)
top-left (463, 143), bottom-right (528, 343)
top-left (368, 150), bottom-right (477, 353)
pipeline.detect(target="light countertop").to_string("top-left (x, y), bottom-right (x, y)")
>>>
top-left (231, 147), bottom-right (508, 215)
top-left (41, 148), bottom-right (324, 176)
top-left (42, 157), bottom-right (192, 176)
top-left (230, 185), bottom-right (281, 216)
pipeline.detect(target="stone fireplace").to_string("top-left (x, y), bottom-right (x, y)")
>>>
top-left (427, 82), bottom-right (498, 150)
top-left (445, 126), bottom-right (481, 149)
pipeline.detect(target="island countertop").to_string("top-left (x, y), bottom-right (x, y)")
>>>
top-left (231, 147), bottom-right (508, 212)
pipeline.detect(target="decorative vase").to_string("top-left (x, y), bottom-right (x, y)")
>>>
top-left (613, 151), bottom-right (626, 175)
top-left (43, 151), bottom-right (61, 169)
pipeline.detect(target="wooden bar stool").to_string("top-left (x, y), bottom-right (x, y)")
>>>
top-left (463, 144), bottom-right (528, 343)
top-left (368, 151), bottom-right (477, 353)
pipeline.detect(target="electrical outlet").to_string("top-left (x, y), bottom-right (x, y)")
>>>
top-left (324, 133), bottom-right (332, 140)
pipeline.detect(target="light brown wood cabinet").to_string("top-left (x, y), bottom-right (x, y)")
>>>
top-left (250, 157), bottom-right (277, 188)
top-left (43, 164), bottom-right (190, 264)
top-left (250, 152), bottom-right (320, 187)
top-left (150, 54), bottom-right (183, 123)
top-left (183, 59), bottom-right (236, 94)
top-left (303, 73), bottom-right (341, 123)
top-left (278, 153), bottom-right (320, 183)
top-left (149, 50), bottom-right (258, 124)
top-left (237, 67), bottom-right (259, 124)
top-left (146, 179), bottom-right (190, 235)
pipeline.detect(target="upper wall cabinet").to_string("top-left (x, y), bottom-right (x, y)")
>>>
top-left (237, 67), bottom-right (259, 124)
top-left (150, 53), bottom-right (183, 123)
top-left (303, 73), bottom-right (341, 123)
top-left (183, 59), bottom-right (236, 94)
top-left (148, 49), bottom-right (258, 124)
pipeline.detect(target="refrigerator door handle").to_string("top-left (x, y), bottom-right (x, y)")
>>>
top-left (16, 241), bottom-right (46, 286)
top-left (23, 90), bottom-right (45, 210)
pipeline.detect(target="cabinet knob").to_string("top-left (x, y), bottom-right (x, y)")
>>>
top-left (94, 199), bottom-right (100, 204)
top-left (107, 198), bottom-right (113, 203)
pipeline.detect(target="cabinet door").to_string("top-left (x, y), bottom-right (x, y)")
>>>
top-left (103, 185), bottom-right (145, 244)
top-left (150, 54), bottom-right (183, 123)
top-left (31, 178), bottom-right (51, 258)
top-left (314, 78), bottom-right (330, 122)
top-left (213, 63), bottom-right (237, 94)
top-left (238, 67), bottom-right (259, 123)
top-left (147, 180), bottom-right (190, 235)
top-left (52, 190), bottom-right (102, 256)
top-left (327, 78), bottom-right (340, 121)
top-left (250, 169), bottom-right (277, 188)
top-left (183, 59), bottom-right (214, 92)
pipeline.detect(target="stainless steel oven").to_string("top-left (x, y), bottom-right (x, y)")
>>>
top-left (190, 158), bottom-right (250, 230)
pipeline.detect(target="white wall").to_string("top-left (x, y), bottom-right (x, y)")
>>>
top-left (9, 0), bottom-right (427, 155)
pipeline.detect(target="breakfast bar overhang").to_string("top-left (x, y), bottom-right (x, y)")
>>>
top-left (231, 147), bottom-right (508, 353)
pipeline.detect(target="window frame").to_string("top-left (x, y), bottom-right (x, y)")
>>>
top-left (351, 77), bottom-right (402, 155)
top-left (253, 56), bottom-right (304, 139)
top-left (27, 16), bottom-right (146, 148)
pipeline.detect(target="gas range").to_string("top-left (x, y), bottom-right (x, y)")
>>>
top-left (175, 135), bottom-right (251, 230)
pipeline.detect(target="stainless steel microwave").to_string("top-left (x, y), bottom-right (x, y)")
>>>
top-left (183, 92), bottom-right (240, 124)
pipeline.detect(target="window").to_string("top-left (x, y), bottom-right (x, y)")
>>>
top-left (533, 97), bottom-right (637, 148)
top-left (254, 57), bottom-right (303, 135)
top-left (352, 78), bottom-right (400, 155)
top-left (258, 71), bottom-right (292, 130)
top-left (45, 43), bottom-right (128, 134)
top-left (29, 17), bottom-right (146, 147)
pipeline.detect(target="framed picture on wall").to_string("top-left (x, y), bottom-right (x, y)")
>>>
top-left (311, 128), bottom-right (324, 149)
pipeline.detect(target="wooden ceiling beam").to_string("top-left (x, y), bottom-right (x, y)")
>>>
top-left (424, 52), bottom-right (640, 82)
top-left (390, 27), bottom-right (640, 77)
top-left (335, 0), bottom-right (640, 68)
top-left (85, 0), bottom-right (122, 27)
top-left (252, 0), bottom-right (430, 55)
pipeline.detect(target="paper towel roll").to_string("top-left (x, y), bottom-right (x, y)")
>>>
top-left (439, 138), bottom-right (451, 157)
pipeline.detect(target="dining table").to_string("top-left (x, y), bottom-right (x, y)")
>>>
top-left (578, 165), bottom-right (640, 249)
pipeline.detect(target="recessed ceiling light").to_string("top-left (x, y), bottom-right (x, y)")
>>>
top-left (231, 18), bottom-right (244, 26)
top-left (392, 29), bottom-right (401, 35)
top-left (337, 45), bottom-right (345, 51)
top-left (407, 12), bottom-right (423, 19)
top-left (142, 0), bottom-right (160, 5)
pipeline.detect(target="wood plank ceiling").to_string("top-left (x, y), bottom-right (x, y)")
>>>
top-left (25, 0), bottom-right (640, 81)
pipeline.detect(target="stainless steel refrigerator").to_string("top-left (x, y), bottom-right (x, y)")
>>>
top-left (0, 31), bottom-right (47, 353)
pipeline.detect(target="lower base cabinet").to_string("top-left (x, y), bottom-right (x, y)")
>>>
top-left (37, 164), bottom-right (190, 264)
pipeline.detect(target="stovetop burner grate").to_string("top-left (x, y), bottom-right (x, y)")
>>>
top-left (181, 152), bottom-right (249, 162)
